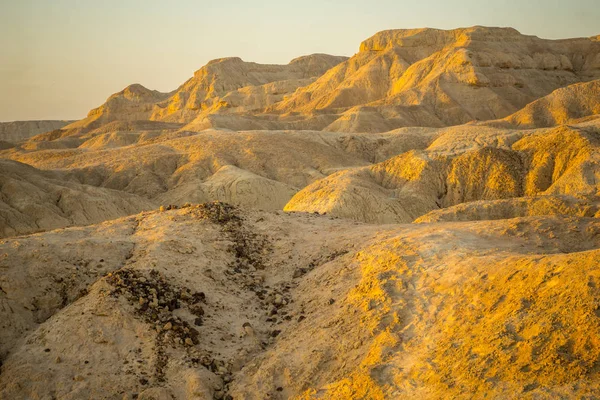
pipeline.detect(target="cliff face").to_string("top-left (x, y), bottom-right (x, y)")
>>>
top-left (46, 27), bottom-right (600, 136)
top-left (150, 54), bottom-right (348, 123)
top-left (276, 27), bottom-right (600, 131)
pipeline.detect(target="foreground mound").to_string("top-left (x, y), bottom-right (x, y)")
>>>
top-left (1, 204), bottom-right (599, 399)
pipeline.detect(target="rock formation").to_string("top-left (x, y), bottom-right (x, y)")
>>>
top-left (1, 26), bottom-right (600, 400)
top-left (1, 205), bottom-right (600, 398)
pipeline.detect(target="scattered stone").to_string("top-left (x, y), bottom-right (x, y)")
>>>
top-left (292, 268), bottom-right (306, 278)
top-left (190, 304), bottom-right (204, 316)
top-left (106, 269), bottom-right (201, 349)
top-left (191, 292), bottom-right (206, 304)
top-left (243, 322), bottom-right (255, 336)
top-left (328, 298), bottom-right (335, 305)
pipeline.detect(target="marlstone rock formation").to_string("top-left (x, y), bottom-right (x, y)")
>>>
top-left (1, 26), bottom-right (600, 399)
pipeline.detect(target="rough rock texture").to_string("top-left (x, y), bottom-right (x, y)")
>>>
top-left (35, 27), bottom-right (600, 136)
top-left (274, 27), bottom-right (600, 132)
top-left (2, 26), bottom-right (600, 400)
top-left (0, 128), bottom-right (432, 236)
top-left (153, 54), bottom-right (348, 124)
top-left (488, 79), bottom-right (600, 128)
top-left (285, 120), bottom-right (600, 223)
top-left (1, 205), bottom-right (600, 399)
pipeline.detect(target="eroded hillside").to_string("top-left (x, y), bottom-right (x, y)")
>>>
top-left (2, 26), bottom-right (600, 400)
top-left (1, 204), bottom-right (600, 399)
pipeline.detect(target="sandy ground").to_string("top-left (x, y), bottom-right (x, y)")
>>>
top-left (1, 203), bottom-right (599, 399)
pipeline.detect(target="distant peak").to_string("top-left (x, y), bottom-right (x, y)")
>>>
top-left (206, 57), bottom-right (244, 66)
top-left (288, 53), bottom-right (348, 65)
top-left (359, 26), bottom-right (523, 52)
top-left (122, 83), bottom-right (152, 94)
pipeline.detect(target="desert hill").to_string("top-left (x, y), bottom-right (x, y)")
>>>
top-left (35, 27), bottom-right (600, 138)
top-left (1, 204), bottom-right (600, 399)
top-left (487, 79), bottom-right (600, 128)
top-left (2, 26), bottom-right (600, 400)
top-left (0, 159), bottom-right (153, 237)
top-left (0, 120), bottom-right (75, 143)
top-left (0, 128), bottom-right (432, 238)
top-left (285, 119), bottom-right (600, 223)
top-left (273, 27), bottom-right (600, 132)
top-left (2, 78), bottom-right (600, 235)
top-left (53, 54), bottom-right (348, 138)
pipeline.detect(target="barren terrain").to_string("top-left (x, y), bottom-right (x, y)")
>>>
top-left (1, 26), bottom-right (599, 399)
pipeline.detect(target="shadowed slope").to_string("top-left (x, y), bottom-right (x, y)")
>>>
top-left (0, 159), bottom-right (154, 238)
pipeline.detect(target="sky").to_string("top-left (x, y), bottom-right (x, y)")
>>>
top-left (1, 0), bottom-right (599, 122)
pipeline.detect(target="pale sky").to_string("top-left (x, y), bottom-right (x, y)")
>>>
top-left (1, 0), bottom-right (599, 122)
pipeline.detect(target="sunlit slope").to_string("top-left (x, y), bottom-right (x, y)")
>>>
top-left (275, 27), bottom-right (600, 132)
top-left (35, 27), bottom-right (600, 136)
top-left (285, 120), bottom-right (600, 223)
top-left (53, 54), bottom-right (348, 136)
top-left (1, 205), bottom-right (599, 398)
top-left (0, 129), bottom-right (433, 236)
top-left (487, 79), bottom-right (600, 128)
